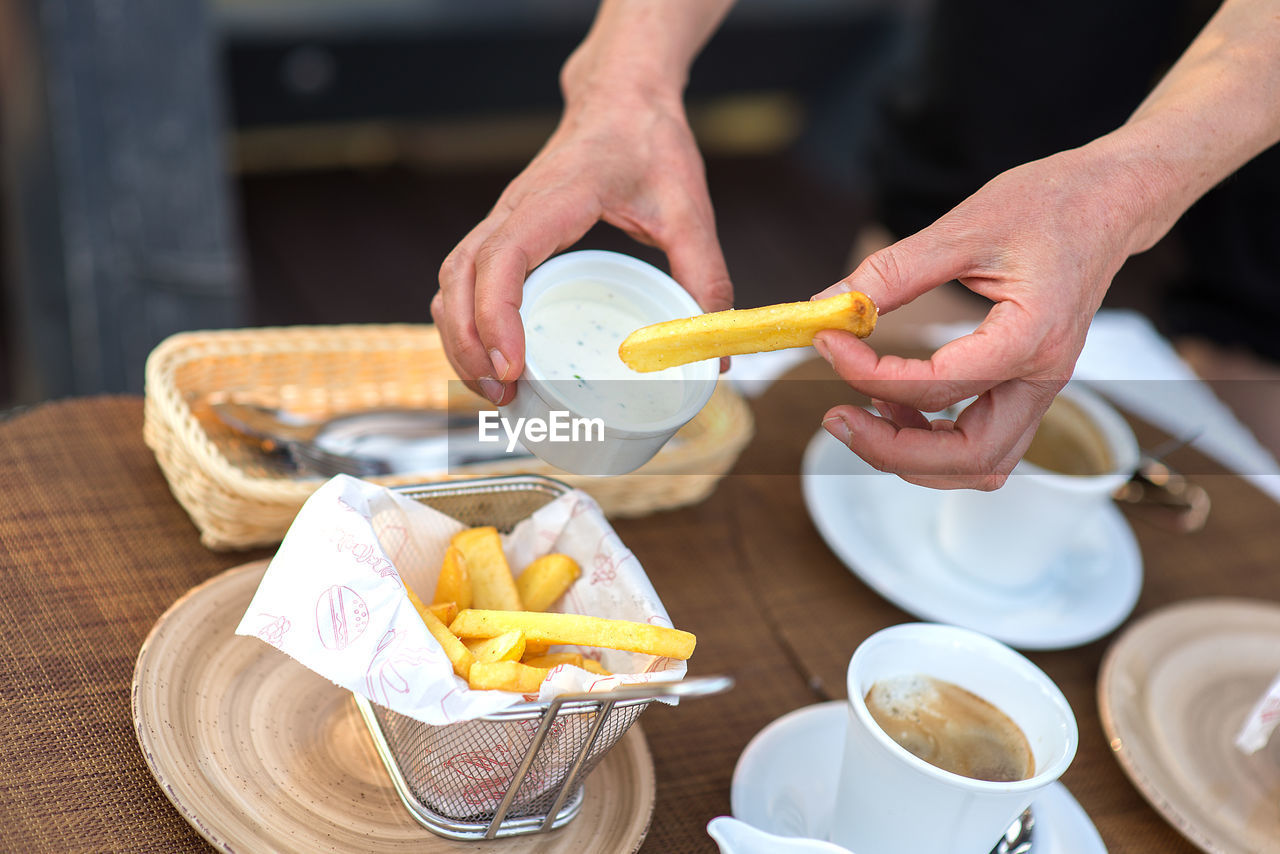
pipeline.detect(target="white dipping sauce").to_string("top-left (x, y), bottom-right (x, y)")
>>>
top-left (525, 279), bottom-right (688, 427)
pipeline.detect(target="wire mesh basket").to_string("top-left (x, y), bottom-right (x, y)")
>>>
top-left (356, 475), bottom-right (730, 840)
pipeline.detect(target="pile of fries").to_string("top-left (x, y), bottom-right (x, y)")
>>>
top-left (405, 526), bottom-right (696, 694)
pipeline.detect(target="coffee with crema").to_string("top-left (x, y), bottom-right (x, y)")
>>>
top-left (864, 675), bottom-right (1034, 782)
top-left (1022, 395), bottom-right (1113, 476)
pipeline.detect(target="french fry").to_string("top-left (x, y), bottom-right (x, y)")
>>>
top-left (619, 291), bottom-right (877, 372)
top-left (450, 609), bottom-right (696, 660)
top-left (432, 545), bottom-right (472, 611)
top-left (450, 527), bottom-right (522, 611)
top-left (468, 660), bottom-right (550, 694)
top-left (404, 580), bottom-right (432, 620)
top-left (580, 657), bottom-right (611, 676)
top-left (419, 607), bottom-right (475, 681)
top-left (516, 554), bottom-right (581, 612)
top-left (465, 630), bottom-right (526, 663)
top-left (427, 601), bottom-right (458, 626)
top-left (522, 651), bottom-right (584, 669)
top-left (523, 641), bottom-right (551, 658)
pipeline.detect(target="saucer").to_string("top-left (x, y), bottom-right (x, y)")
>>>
top-left (801, 430), bottom-right (1142, 650)
top-left (1098, 598), bottom-right (1280, 854)
top-left (731, 701), bottom-right (1106, 854)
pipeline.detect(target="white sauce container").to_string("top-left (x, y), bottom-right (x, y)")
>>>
top-left (500, 250), bottom-right (717, 475)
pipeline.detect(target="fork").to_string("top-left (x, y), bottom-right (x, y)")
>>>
top-left (210, 401), bottom-right (482, 478)
top-left (286, 438), bottom-right (391, 478)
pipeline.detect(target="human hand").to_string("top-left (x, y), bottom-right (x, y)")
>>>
top-left (812, 146), bottom-right (1145, 489)
top-left (432, 91), bottom-right (732, 405)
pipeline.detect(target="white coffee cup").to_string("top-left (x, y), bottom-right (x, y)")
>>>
top-left (936, 381), bottom-right (1139, 589)
top-left (830, 623), bottom-right (1077, 854)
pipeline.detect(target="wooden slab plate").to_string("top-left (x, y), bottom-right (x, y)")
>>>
top-left (1098, 597), bottom-right (1280, 854)
top-left (132, 561), bottom-right (655, 853)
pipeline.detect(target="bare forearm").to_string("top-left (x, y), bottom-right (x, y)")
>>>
top-left (560, 0), bottom-right (737, 110)
top-left (1094, 0), bottom-right (1280, 253)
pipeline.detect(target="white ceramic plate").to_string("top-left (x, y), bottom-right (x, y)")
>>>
top-left (731, 701), bottom-right (1106, 854)
top-left (1098, 598), bottom-right (1280, 854)
top-left (801, 430), bottom-right (1142, 649)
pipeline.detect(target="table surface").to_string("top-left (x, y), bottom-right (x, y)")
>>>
top-left (1, 361), bottom-right (1273, 853)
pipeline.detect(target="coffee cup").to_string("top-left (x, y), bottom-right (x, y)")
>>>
top-left (830, 623), bottom-right (1077, 854)
top-left (936, 381), bottom-right (1139, 589)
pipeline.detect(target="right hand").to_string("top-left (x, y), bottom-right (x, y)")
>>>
top-left (433, 91), bottom-right (733, 405)
top-left (811, 145), bottom-right (1139, 490)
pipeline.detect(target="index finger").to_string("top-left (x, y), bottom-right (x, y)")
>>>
top-left (471, 189), bottom-right (602, 386)
top-left (435, 214), bottom-right (508, 395)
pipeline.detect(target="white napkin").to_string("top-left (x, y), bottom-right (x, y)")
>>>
top-left (1236, 671), bottom-right (1280, 754)
top-left (235, 474), bottom-right (686, 725)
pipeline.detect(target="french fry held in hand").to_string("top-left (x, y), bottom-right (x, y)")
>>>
top-left (618, 290), bottom-right (877, 372)
top-left (450, 609), bottom-right (696, 660)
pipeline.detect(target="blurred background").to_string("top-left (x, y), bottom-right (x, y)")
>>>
top-left (0, 0), bottom-right (1241, 420)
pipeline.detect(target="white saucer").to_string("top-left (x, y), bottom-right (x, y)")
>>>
top-left (731, 701), bottom-right (1106, 854)
top-left (801, 430), bottom-right (1142, 650)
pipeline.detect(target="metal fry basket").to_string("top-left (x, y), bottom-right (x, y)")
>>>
top-left (354, 475), bottom-right (730, 840)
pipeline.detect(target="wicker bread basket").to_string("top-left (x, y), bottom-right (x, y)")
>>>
top-left (143, 324), bottom-right (753, 550)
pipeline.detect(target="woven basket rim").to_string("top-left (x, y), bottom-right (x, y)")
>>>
top-left (143, 323), bottom-right (753, 549)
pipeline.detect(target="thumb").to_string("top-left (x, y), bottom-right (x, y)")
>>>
top-left (815, 227), bottom-right (970, 313)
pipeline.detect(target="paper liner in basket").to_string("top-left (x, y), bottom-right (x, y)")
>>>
top-left (234, 474), bottom-right (687, 725)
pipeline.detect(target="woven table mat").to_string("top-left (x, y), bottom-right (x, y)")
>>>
top-left (0, 397), bottom-right (272, 853)
top-left (3, 382), bottom-right (1275, 854)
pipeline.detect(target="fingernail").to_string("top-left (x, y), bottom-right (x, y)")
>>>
top-left (812, 336), bottom-right (832, 363)
top-left (479, 377), bottom-right (504, 405)
top-left (489, 348), bottom-right (511, 382)
top-left (823, 414), bottom-right (852, 445)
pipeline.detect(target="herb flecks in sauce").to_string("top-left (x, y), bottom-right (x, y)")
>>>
top-left (526, 279), bottom-right (686, 427)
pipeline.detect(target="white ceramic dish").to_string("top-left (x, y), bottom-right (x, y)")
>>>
top-left (728, 701), bottom-right (1106, 854)
top-left (935, 381), bottom-right (1140, 589)
top-left (800, 430), bottom-right (1143, 650)
top-left (502, 250), bottom-right (717, 476)
top-left (1098, 598), bottom-right (1280, 854)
